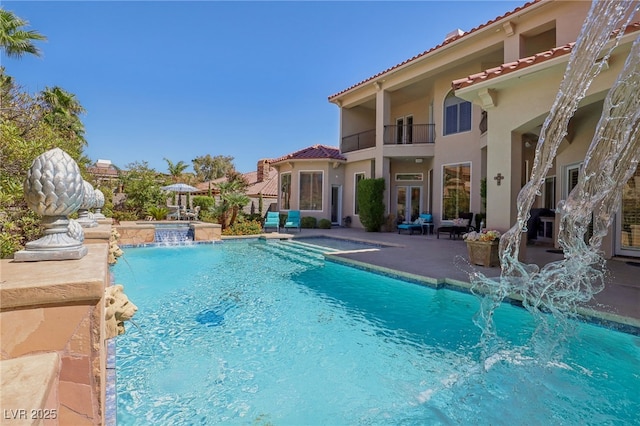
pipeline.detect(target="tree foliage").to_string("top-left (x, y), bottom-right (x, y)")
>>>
top-left (0, 63), bottom-right (92, 256)
top-left (0, 8), bottom-right (46, 58)
top-left (117, 161), bottom-right (165, 219)
top-left (192, 154), bottom-right (235, 196)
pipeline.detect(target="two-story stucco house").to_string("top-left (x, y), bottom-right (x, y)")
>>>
top-left (324, 0), bottom-right (639, 259)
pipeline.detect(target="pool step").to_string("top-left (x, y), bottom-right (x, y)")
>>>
top-left (279, 240), bottom-right (340, 255)
top-left (256, 241), bottom-right (325, 267)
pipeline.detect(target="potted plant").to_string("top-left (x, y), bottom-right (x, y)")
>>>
top-left (463, 230), bottom-right (501, 267)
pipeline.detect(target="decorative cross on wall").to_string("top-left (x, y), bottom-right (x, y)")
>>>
top-left (494, 173), bottom-right (504, 186)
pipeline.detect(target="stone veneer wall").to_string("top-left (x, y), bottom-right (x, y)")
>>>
top-left (0, 233), bottom-right (111, 425)
top-left (115, 221), bottom-right (221, 245)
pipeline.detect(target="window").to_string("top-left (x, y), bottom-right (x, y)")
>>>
top-left (299, 171), bottom-right (323, 211)
top-left (544, 176), bottom-right (556, 210)
top-left (354, 172), bottom-right (365, 215)
top-left (396, 173), bottom-right (423, 181)
top-left (444, 92), bottom-right (471, 135)
top-left (442, 163), bottom-right (471, 220)
top-left (564, 163), bottom-right (581, 198)
top-left (280, 173), bottom-right (291, 210)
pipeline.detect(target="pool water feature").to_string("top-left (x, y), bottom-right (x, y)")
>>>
top-left (154, 224), bottom-right (194, 244)
top-left (112, 241), bottom-right (639, 425)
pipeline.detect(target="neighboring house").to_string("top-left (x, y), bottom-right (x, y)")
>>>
top-left (269, 144), bottom-right (347, 225)
top-left (195, 159), bottom-right (279, 216)
top-left (326, 0), bottom-right (640, 259)
top-left (243, 159), bottom-right (279, 215)
top-left (87, 159), bottom-right (120, 188)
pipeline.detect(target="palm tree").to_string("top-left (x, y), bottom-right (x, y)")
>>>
top-left (163, 158), bottom-right (190, 205)
top-left (226, 192), bottom-right (250, 228)
top-left (0, 8), bottom-right (46, 58)
top-left (40, 86), bottom-right (86, 143)
top-left (164, 158), bottom-right (189, 182)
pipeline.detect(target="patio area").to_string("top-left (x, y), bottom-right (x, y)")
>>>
top-left (280, 227), bottom-right (640, 327)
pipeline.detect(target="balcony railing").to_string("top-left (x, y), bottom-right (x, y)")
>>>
top-left (384, 124), bottom-right (435, 145)
top-left (341, 124), bottom-right (436, 153)
top-left (341, 129), bottom-right (376, 153)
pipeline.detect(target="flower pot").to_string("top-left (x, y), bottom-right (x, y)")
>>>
top-left (466, 240), bottom-right (500, 267)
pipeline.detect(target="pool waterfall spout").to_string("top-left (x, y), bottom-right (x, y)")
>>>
top-left (472, 0), bottom-right (640, 358)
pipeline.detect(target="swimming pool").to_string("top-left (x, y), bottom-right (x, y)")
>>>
top-left (113, 240), bottom-right (639, 425)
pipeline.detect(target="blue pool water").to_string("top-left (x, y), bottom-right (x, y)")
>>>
top-left (113, 240), bottom-right (639, 425)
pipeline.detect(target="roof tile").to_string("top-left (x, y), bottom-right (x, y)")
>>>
top-left (328, 0), bottom-right (542, 100)
top-left (269, 144), bottom-right (346, 164)
top-left (452, 22), bottom-right (640, 91)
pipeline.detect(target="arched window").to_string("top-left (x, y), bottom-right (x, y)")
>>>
top-left (443, 92), bottom-right (472, 135)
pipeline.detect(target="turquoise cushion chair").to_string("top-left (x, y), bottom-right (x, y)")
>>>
top-left (284, 210), bottom-right (301, 232)
top-left (263, 211), bottom-right (280, 233)
top-left (419, 213), bottom-right (433, 234)
top-left (398, 213), bottom-right (433, 235)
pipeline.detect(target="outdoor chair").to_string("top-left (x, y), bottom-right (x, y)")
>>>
top-left (436, 212), bottom-right (474, 239)
top-left (185, 206), bottom-right (200, 221)
top-left (263, 211), bottom-right (280, 233)
top-left (398, 213), bottom-right (434, 235)
top-left (166, 205), bottom-right (180, 220)
top-left (284, 210), bottom-right (301, 232)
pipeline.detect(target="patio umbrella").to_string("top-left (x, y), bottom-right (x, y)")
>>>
top-left (161, 183), bottom-right (199, 217)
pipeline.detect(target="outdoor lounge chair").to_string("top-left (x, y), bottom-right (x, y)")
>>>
top-left (397, 213), bottom-right (433, 235)
top-left (263, 211), bottom-right (280, 233)
top-left (436, 212), bottom-right (474, 239)
top-left (284, 210), bottom-right (301, 232)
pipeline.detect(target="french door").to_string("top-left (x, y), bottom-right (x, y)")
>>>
top-left (396, 186), bottom-right (422, 223)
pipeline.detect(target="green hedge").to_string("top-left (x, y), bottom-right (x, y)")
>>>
top-left (301, 216), bottom-right (317, 229)
top-left (357, 178), bottom-right (386, 232)
top-left (318, 218), bottom-right (332, 229)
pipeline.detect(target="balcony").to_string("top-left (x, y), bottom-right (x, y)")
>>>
top-left (341, 124), bottom-right (436, 154)
top-left (384, 124), bottom-right (435, 145)
top-left (341, 129), bottom-right (376, 153)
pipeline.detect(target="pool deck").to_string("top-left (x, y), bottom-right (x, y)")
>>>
top-left (276, 227), bottom-right (640, 328)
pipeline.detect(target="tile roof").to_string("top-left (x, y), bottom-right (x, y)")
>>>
top-left (269, 144), bottom-right (346, 164)
top-left (328, 0), bottom-right (541, 101)
top-left (195, 168), bottom-right (279, 197)
top-left (452, 22), bottom-right (640, 91)
top-left (244, 168), bottom-right (279, 197)
top-left (452, 43), bottom-right (574, 90)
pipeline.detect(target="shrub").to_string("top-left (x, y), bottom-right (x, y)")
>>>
top-left (301, 216), bottom-right (317, 229)
top-left (0, 209), bottom-right (44, 259)
top-left (146, 206), bottom-right (169, 220)
top-left (221, 219), bottom-right (263, 236)
top-left (318, 218), bottom-right (332, 229)
top-left (192, 196), bottom-right (215, 211)
top-left (357, 178), bottom-right (386, 232)
top-left (112, 210), bottom-right (139, 223)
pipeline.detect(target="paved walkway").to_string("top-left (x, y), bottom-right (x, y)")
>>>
top-left (275, 227), bottom-right (640, 328)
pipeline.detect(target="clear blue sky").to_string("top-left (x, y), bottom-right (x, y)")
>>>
top-left (3, 1), bottom-right (524, 174)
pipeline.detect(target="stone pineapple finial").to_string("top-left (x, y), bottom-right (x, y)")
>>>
top-left (93, 188), bottom-right (106, 220)
top-left (77, 180), bottom-right (98, 228)
top-left (14, 148), bottom-right (88, 261)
